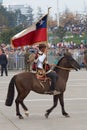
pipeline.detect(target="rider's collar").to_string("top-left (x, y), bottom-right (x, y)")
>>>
top-left (38, 51), bottom-right (43, 55)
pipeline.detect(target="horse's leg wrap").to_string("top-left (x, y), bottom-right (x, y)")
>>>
top-left (25, 110), bottom-right (29, 116)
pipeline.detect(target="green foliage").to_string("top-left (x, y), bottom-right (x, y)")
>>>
top-left (6, 12), bottom-right (17, 27)
top-left (0, 4), bottom-right (17, 27)
top-left (54, 26), bottom-right (66, 41)
top-left (49, 31), bottom-right (87, 45)
top-left (63, 32), bottom-right (87, 44)
top-left (0, 4), bottom-right (33, 45)
top-left (0, 25), bottom-right (24, 44)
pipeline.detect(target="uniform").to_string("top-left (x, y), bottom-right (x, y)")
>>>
top-left (0, 50), bottom-right (8, 76)
top-left (24, 49), bottom-right (30, 71)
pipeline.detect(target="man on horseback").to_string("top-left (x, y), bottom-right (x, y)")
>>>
top-left (37, 43), bottom-right (60, 95)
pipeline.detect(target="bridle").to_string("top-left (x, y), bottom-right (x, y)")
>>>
top-left (52, 64), bottom-right (71, 71)
top-left (56, 65), bottom-right (71, 71)
top-left (53, 55), bottom-right (73, 71)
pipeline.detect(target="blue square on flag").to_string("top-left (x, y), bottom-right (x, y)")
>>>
top-left (36, 15), bottom-right (47, 29)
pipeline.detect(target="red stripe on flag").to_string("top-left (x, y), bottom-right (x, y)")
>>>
top-left (12, 28), bottom-right (47, 48)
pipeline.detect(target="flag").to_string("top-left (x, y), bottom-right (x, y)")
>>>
top-left (11, 14), bottom-right (48, 48)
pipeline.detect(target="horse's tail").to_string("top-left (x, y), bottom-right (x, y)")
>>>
top-left (5, 75), bottom-right (16, 106)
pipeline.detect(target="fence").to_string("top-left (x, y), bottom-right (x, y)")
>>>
top-left (8, 55), bottom-right (25, 70)
top-left (7, 51), bottom-right (85, 70)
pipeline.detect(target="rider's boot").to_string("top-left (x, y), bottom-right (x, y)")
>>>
top-left (44, 89), bottom-right (61, 95)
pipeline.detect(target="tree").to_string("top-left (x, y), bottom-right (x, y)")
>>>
top-left (0, 4), bottom-right (17, 31)
top-left (0, 25), bottom-right (24, 44)
top-left (0, 5), bottom-right (9, 29)
top-left (59, 8), bottom-right (76, 27)
top-left (48, 15), bottom-right (57, 30)
top-left (26, 6), bottom-right (34, 26)
top-left (6, 11), bottom-right (17, 27)
top-left (55, 26), bottom-right (66, 41)
top-left (15, 9), bottom-right (27, 26)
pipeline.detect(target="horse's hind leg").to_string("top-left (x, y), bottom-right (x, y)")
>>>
top-left (15, 90), bottom-right (29, 119)
top-left (18, 91), bottom-right (30, 117)
top-left (15, 96), bottom-right (23, 119)
top-left (20, 101), bottom-right (29, 116)
top-left (45, 95), bottom-right (59, 118)
top-left (59, 93), bottom-right (70, 117)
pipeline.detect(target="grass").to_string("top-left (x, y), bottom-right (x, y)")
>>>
top-left (49, 32), bottom-right (87, 45)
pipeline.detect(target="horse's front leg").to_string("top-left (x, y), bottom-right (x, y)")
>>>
top-left (45, 95), bottom-right (59, 118)
top-left (59, 93), bottom-right (70, 117)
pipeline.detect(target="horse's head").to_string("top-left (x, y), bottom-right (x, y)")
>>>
top-left (56, 54), bottom-right (80, 71)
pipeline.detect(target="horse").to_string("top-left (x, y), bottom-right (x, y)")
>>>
top-left (5, 54), bottom-right (80, 119)
top-left (84, 51), bottom-right (87, 70)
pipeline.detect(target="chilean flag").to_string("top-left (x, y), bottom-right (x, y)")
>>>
top-left (11, 14), bottom-right (48, 48)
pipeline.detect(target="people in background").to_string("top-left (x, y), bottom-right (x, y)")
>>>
top-left (0, 48), bottom-right (8, 76)
top-left (24, 48), bottom-right (30, 72)
top-left (28, 50), bottom-right (36, 71)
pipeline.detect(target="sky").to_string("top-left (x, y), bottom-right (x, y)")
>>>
top-left (3, 0), bottom-right (87, 16)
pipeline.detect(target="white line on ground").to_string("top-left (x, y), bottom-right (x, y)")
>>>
top-left (1, 97), bottom-right (87, 103)
top-left (68, 79), bottom-right (87, 81)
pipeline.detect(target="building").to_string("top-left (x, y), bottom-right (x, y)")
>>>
top-left (8, 5), bottom-right (30, 16)
top-left (7, 4), bottom-right (34, 26)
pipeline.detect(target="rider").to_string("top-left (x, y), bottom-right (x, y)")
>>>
top-left (37, 43), bottom-right (60, 95)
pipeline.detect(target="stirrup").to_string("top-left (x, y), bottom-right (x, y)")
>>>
top-left (44, 91), bottom-right (53, 95)
top-left (44, 90), bottom-right (61, 95)
top-left (53, 90), bottom-right (61, 95)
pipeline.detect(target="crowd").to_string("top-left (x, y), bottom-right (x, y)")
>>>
top-left (0, 44), bottom-right (39, 73)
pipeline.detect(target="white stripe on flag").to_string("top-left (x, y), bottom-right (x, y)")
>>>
top-left (12, 24), bottom-right (36, 39)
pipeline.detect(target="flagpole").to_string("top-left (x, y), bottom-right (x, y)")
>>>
top-left (57, 0), bottom-right (59, 27)
top-left (47, 7), bottom-right (52, 46)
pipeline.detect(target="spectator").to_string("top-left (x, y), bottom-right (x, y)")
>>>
top-left (0, 48), bottom-right (8, 76)
top-left (24, 48), bottom-right (30, 71)
top-left (28, 50), bottom-right (36, 71)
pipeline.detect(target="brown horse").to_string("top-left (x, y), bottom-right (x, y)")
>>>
top-left (5, 54), bottom-right (80, 119)
top-left (84, 52), bottom-right (87, 70)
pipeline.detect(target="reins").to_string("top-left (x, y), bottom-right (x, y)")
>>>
top-left (56, 65), bottom-right (71, 71)
top-left (52, 64), bottom-right (71, 71)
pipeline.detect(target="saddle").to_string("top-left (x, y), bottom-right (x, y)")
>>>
top-left (36, 68), bottom-right (45, 80)
top-left (35, 69), bottom-right (51, 90)
top-left (36, 74), bottom-right (46, 81)
top-left (33, 71), bottom-right (60, 95)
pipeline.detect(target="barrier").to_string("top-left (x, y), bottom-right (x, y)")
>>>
top-left (7, 49), bottom-right (85, 70)
top-left (8, 56), bottom-right (25, 70)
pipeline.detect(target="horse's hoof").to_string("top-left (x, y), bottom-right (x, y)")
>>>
top-left (19, 115), bottom-right (24, 119)
top-left (63, 113), bottom-right (70, 118)
top-left (65, 114), bottom-right (70, 118)
top-left (45, 113), bottom-right (49, 119)
top-left (25, 111), bottom-right (29, 117)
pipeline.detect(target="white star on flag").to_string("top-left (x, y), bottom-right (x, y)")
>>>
top-left (39, 20), bottom-right (44, 25)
